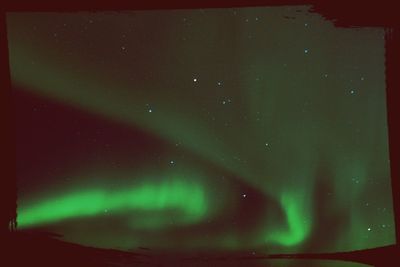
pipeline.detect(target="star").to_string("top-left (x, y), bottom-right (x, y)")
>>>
top-left (304, 49), bottom-right (309, 54)
top-left (242, 194), bottom-right (247, 198)
top-left (148, 109), bottom-right (153, 113)
top-left (170, 160), bottom-right (175, 164)
top-left (193, 78), bottom-right (197, 82)
top-left (367, 227), bottom-right (371, 231)
top-left (350, 90), bottom-right (355, 94)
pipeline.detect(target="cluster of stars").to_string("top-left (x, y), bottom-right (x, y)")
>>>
top-left (222, 98), bottom-right (232, 105)
top-left (56, 11), bottom-right (387, 244)
top-left (145, 103), bottom-right (153, 113)
top-left (9, 7), bottom-right (394, 254)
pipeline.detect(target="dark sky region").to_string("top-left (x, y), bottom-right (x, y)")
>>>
top-left (6, 5), bottom-right (395, 257)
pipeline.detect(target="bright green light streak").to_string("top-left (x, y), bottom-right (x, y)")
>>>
top-left (18, 178), bottom-right (208, 229)
top-left (265, 192), bottom-right (312, 247)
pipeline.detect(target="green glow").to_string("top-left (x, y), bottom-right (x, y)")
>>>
top-left (18, 178), bottom-right (209, 229)
top-left (265, 192), bottom-right (312, 247)
top-left (8, 7), bottom-right (395, 253)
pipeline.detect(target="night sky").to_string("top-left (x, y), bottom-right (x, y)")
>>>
top-left (7, 6), bottom-right (395, 255)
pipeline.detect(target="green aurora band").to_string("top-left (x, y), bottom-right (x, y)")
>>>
top-left (18, 178), bottom-right (209, 228)
top-left (8, 7), bottom-right (395, 254)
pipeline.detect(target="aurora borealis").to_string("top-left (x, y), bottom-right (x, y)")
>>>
top-left (7, 5), bottom-right (396, 256)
